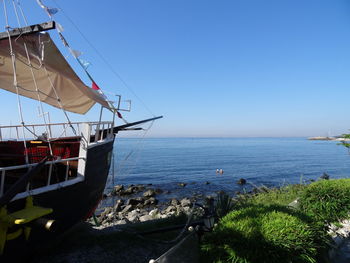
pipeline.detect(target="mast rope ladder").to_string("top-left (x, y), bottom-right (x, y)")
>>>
top-left (2, 0), bottom-right (29, 164)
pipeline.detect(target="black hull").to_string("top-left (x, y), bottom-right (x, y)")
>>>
top-left (3, 139), bottom-right (114, 257)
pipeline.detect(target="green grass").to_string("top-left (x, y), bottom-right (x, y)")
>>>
top-left (246, 184), bottom-right (306, 207)
top-left (299, 179), bottom-right (350, 224)
top-left (201, 204), bottom-right (327, 263)
top-left (200, 183), bottom-right (338, 263)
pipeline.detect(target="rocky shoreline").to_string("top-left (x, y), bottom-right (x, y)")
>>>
top-left (93, 183), bottom-right (211, 228)
top-left (93, 176), bottom-right (253, 229)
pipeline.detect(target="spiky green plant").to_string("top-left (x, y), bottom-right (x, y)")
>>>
top-left (215, 191), bottom-right (235, 218)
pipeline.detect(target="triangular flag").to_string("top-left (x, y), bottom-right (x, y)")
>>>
top-left (70, 49), bottom-right (82, 58)
top-left (78, 58), bottom-right (91, 70)
top-left (46, 7), bottom-right (59, 16)
top-left (92, 82), bottom-right (100, 90)
top-left (116, 111), bottom-right (123, 119)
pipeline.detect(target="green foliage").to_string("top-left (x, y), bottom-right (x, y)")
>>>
top-left (299, 179), bottom-right (350, 223)
top-left (244, 184), bottom-right (306, 207)
top-left (215, 191), bottom-right (235, 218)
top-left (337, 134), bottom-right (350, 149)
top-left (200, 184), bottom-right (334, 263)
top-left (201, 204), bottom-right (327, 263)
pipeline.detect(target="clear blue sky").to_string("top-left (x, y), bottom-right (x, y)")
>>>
top-left (1, 0), bottom-right (350, 137)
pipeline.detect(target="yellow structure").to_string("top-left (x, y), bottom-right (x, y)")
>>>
top-left (0, 196), bottom-right (52, 254)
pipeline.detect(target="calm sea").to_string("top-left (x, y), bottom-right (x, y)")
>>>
top-left (105, 137), bottom-right (350, 199)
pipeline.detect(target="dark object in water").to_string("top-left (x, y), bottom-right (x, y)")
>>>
top-left (320, 173), bottom-right (330, 180)
top-left (237, 178), bottom-right (247, 185)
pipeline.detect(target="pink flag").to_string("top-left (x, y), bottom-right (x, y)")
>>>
top-left (92, 82), bottom-right (100, 90)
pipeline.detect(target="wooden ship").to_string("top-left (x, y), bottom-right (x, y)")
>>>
top-left (0, 0), bottom-right (161, 258)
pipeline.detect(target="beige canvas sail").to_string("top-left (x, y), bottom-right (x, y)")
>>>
top-left (0, 32), bottom-right (111, 114)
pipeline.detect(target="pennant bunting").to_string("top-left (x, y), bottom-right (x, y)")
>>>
top-left (58, 33), bottom-right (69, 47)
top-left (36, 0), bottom-right (58, 17)
top-left (46, 7), bottom-right (59, 16)
top-left (56, 23), bottom-right (64, 33)
top-left (77, 58), bottom-right (91, 70)
top-left (92, 82), bottom-right (100, 91)
top-left (70, 49), bottom-right (82, 58)
top-left (116, 111), bottom-right (123, 119)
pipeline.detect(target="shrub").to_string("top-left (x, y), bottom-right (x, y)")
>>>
top-left (299, 179), bottom-right (350, 224)
top-left (215, 191), bottom-right (235, 218)
top-left (245, 184), bottom-right (306, 207)
top-left (201, 204), bottom-right (327, 263)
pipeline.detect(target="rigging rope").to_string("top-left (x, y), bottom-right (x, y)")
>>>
top-left (3, 0), bottom-right (29, 163)
top-left (22, 33), bottom-right (54, 154)
top-left (15, 0), bottom-right (78, 138)
top-left (51, 0), bottom-right (156, 117)
top-left (115, 121), bottom-right (154, 182)
top-left (9, 0), bottom-right (53, 155)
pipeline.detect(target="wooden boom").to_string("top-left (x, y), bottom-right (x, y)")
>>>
top-left (0, 21), bottom-right (56, 40)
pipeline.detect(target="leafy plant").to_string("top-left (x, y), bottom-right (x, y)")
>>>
top-left (215, 191), bottom-right (235, 218)
top-left (337, 134), bottom-right (350, 151)
top-left (200, 184), bottom-right (334, 263)
top-left (299, 179), bottom-right (350, 224)
top-left (201, 204), bottom-right (327, 263)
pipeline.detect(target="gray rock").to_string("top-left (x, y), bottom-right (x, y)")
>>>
top-left (165, 206), bottom-right (176, 213)
top-left (126, 209), bottom-right (140, 223)
top-left (144, 197), bottom-right (158, 206)
top-left (149, 208), bottom-right (159, 218)
top-left (122, 186), bottom-right (136, 195)
top-left (114, 184), bottom-right (124, 192)
top-left (143, 189), bottom-right (156, 197)
top-left (180, 198), bottom-right (191, 207)
top-left (114, 200), bottom-right (124, 212)
top-left (116, 219), bottom-right (127, 225)
top-left (100, 207), bottom-right (113, 219)
top-left (128, 185), bottom-right (145, 194)
top-left (121, 204), bottom-right (133, 214)
top-left (139, 215), bottom-right (153, 222)
top-left (127, 198), bottom-right (144, 206)
top-left (182, 206), bottom-right (191, 215)
top-left (126, 214), bottom-right (139, 223)
top-left (170, 198), bottom-right (180, 206)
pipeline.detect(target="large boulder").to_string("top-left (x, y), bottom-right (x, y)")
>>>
top-left (143, 189), bottom-right (156, 197)
top-left (149, 208), bottom-right (159, 218)
top-left (126, 211), bottom-right (139, 223)
top-left (180, 198), bottom-right (191, 207)
top-left (144, 197), bottom-right (158, 206)
top-left (127, 198), bottom-right (144, 206)
top-left (139, 215), bottom-right (153, 222)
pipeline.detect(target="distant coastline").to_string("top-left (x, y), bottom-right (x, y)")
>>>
top-left (308, 136), bottom-right (350, 141)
